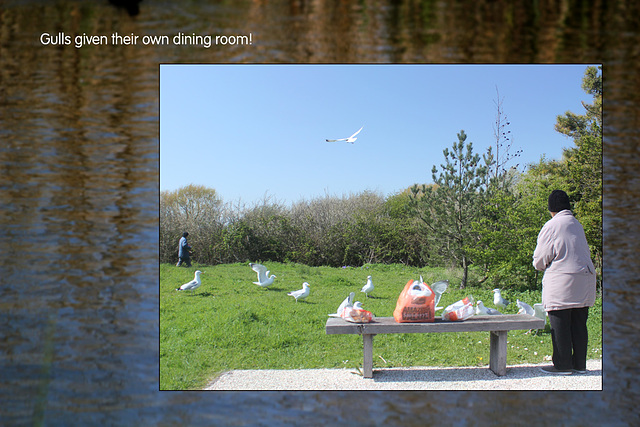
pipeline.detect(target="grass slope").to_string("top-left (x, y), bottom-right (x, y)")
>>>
top-left (160, 262), bottom-right (602, 390)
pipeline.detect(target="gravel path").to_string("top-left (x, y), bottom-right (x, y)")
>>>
top-left (204, 359), bottom-right (602, 390)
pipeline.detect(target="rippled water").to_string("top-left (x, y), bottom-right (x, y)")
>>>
top-left (1, 0), bottom-right (638, 425)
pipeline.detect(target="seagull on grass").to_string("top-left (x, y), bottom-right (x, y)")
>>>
top-left (361, 275), bottom-right (374, 298)
top-left (249, 263), bottom-right (276, 288)
top-left (288, 282), bottom-right (310, 302)
top-left (176, 270), bottom-right (203, 295)
top-left (326, 126), bottom-right (363, 144)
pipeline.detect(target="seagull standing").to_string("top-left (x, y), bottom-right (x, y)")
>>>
top-left (326, 126), bottom-right (363, 144)
top-left (329, 292), bottom-right (355, 318)
top-left (249, 263), bottom-right (276, 288)
top-left (475, 300), bottom-right (488, 315)
top-left (476, 300), bottom-right (502, 315)
top-left (361, 275), bottom-right (374, 298)
top-left (492, 289), bottom-right (510, 310)
top-left (176, 270), bottom-right (203, 295)
top-left (516, 299), bottom-right (535, 316)
top-left (288, 282), bottom-right (310, 302)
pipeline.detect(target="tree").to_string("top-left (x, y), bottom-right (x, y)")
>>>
top-left (555, 65), bottom-right (603, 282)
top-left (160, 184), bottom-right (224, 264)
top-left (161, 184), bottom-right (223, 223)
top-left (410, 130), bottom-right (489, 288)
top-left (490, 87), bottom-right (522, 183)
top-left (468, 90), bottom-right (529, 288)
top-left (471, 157), bottom-right (575, 290)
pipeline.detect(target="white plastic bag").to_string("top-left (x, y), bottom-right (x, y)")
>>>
top-left (342, 307), bottom-right (373, 323)
top-left (442, 296), bottom-right (475, 321)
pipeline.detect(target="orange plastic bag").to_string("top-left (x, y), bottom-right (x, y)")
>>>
top-left (393, 279), bottom-right (435, 323)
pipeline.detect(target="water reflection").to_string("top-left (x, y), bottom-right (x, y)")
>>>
top-left (0, 0), bottom-right (637, 424)
top-left (1, 3), bottom-right (158, 422)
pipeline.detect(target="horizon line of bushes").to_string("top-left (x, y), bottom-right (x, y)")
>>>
top-left (161, 188), bottom-right (430, 268)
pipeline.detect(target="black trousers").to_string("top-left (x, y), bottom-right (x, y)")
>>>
top-left (176, 257), bottom-right (191, 267)
top-left (547, 307), bottom-right (589, 371)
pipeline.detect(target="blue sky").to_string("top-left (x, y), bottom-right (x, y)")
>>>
top-left (160, 64), bottom-right (595, 205)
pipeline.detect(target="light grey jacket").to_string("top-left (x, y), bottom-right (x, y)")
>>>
top-left (533, 210), bottom-right (596, 311)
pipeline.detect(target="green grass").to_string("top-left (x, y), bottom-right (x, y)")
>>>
top-left (160, 262), bottom-right (602, 390)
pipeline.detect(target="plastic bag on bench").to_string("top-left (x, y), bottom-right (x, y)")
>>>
top-left (342, 306), bottom-right (373, 323)
top-left (442, 296), bottom-right (475, 321)
top-left (393, 279), bottom-right (435, 323)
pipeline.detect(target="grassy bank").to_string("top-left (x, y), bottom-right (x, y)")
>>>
top-left (160, 262), bottom-right (602, 390)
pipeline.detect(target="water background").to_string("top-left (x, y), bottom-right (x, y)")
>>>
top-left (1, 0), bottom-right (638, 425)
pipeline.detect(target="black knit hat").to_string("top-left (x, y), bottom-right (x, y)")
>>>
top-left (548, 190), bottom-right (571, 212)
top-left (183, 232), bottom-right (189, 237)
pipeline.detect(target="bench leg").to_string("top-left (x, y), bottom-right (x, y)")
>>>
top-left (362, 334), bottom-right (374, 378)
top-left (489, 330), bottom-right (508, 376)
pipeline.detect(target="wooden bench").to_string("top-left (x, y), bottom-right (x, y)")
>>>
top-left (325, 314), bottom-right (545, 378)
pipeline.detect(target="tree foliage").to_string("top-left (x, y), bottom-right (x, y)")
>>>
top-left (410, 130), bottom-right (489, 289)
top-left (160, 189), bottom-right (430, 268)
top-left (555, 65), bottom-right (603, 280)
top-left (160, 184), bottom-right (224, 264)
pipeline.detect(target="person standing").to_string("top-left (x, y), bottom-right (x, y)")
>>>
top-left (533, 190), bottom-right (596, 375)
top-left (176, 232), bottom-right (192, 267)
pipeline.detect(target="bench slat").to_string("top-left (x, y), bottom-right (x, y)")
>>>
top-left (326, 314), bottom-right (544, 335)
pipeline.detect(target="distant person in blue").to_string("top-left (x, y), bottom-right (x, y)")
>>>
top-left (176, 232), bottom-right (192, 267)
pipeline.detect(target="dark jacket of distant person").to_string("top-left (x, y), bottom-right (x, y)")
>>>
top-left (178, 233), bottom-right (191, 260)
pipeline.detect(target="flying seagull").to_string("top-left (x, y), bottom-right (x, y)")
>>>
top-left (326, 126), bottom-right (363, 144)
top-left (176, 270), bottom-right (203, 295)
top-left (288, 282), bottom-right (310, 302)
top-left (249, 262), bottom-right (276, 288)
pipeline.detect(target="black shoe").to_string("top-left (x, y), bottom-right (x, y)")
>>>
top-left (540, 365), bottom-right (573, 375)
top-left (572, 368), bottom-right (587, 374)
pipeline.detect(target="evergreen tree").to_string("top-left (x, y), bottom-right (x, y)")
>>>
top-left (410, 130), bottom-right (488, 289)
top-left (555, 65), bottom-right (603, 280)
top-left (468, 90), bottom-right (527, 288)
